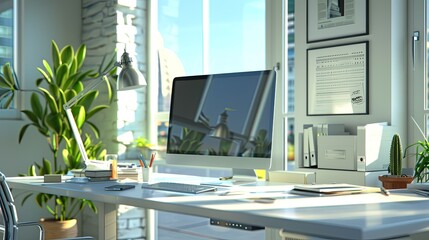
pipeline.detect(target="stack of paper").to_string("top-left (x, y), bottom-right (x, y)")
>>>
top-left (291, 184), bottom-right (364, 196)
top-left (118, 167), bottom-right (139, 181)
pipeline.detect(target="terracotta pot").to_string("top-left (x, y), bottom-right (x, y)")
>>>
top-left (39, 218), bottom-right (78, 240)
top-left (378, 175), bottom-right (414, 189)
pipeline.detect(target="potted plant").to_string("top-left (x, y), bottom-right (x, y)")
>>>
top-left (0, 40), bottom-right (116, 238)
top-left (379, 133), bottom-right (413, 189)
top-left (404, 118), bottom-right (429, 183)
top-left (406, 139), bottom-right (429, 183)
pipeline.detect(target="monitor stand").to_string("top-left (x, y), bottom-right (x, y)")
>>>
top-left (203, 169), bottom-right (260, 187)
top-left (229, 168), bottom-right (258, 182)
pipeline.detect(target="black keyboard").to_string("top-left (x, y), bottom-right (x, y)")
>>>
top-left (142, 182), bottom-right (217, 194)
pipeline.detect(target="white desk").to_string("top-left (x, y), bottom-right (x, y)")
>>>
top-left (7, 174), bottom-right (429, 240)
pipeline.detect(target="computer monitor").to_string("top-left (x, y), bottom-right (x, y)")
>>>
top-left (165, 70), bottom-right (276, 180)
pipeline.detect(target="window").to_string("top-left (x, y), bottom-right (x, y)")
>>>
top-left (0, 0), bottom-right (13, 67)
top-left (287, 1), bottom-right (295, 168)
top-left (150, 0), bottom-right (295, 171)
top-left (0, 0), bottom-right (20, 118)
top-left (410, 0), bottom-right (429, 146)
top-left (155, 0), bottom-right (266, 148)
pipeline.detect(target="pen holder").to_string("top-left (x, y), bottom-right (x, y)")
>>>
top-left (141, 167), bottom-right (153, 182)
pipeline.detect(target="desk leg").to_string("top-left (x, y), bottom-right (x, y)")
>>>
top-left (265, 227), bottom-right (282, 240)
top-left (82, 202), bottom-right (117, 240)
top-left (145, 208), bottom-right (158, 240)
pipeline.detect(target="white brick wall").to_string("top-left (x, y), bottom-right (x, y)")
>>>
top-left (82, 0), bottom-right (148, 159)
top-left (82, 1), bottom-right (148, 239)
top-left (117, 205), bottom-right (146, 239)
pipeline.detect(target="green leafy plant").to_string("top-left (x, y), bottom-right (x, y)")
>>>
top-left (169, 128), bottom-right (205, 154)
top-left (253, 129), bottom-right (272, 158)
top-left (404, 117), bottom-right (429, 183)
top-left (116, 136), bottom-right (154, 160)
top-left (405, 138), bottom-right (429, 183)
top-left (0, 40), bottom-right (117, 220)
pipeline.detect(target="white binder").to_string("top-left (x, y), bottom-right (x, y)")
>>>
top-left (303, 128), bottom-right (310, 167)
top-left (356, 123), bottom-right (392, 171)
top-left (309, 127), bottom-right (317, 167)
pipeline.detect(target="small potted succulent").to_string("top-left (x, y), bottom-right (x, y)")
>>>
top-left (379, 134), bottom-right (413, 189)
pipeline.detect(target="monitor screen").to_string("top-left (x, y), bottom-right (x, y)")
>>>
top-left (165, 70), bottom-right (276, 172)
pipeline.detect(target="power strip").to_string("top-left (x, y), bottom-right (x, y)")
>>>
top-left (210, 218), bottom-right (264, 231)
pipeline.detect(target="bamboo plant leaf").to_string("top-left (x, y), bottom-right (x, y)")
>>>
top-left (51, 40), bottom-right (61, 72)
top-left (86, 121), bottom-right (100, 139)
top-left (39, 87), bottom-right (59, 113)
top-left (2, 63), bottom-right (17, 89)
top-left (42, 158), bottom-right (52, 175)
top-left (36, 68), bottom-right (52, 86)
top-left (72, 106), bottom-right (86, 129)
top-left (0, 75), bottom-right (11, 89)
top-left (78, 90), bottom-right (97, 110)
top-left (29, 93), bottom-right (44, 120)
top-left (49, 82), bottom-right (61, 101)
top-left (28, 164), bottom-right (36, 176)
top-left (75, 44), bottom-right (86, 69)
top-left (69, 58), bottom-right (78, 76)
top-left (0, 91), bottom-right (14, 109)
top-left (18, 124), bottom-right (31, 143)
top-left (45, 112), bottom-right (63, 134)
top-left (42, 60), bottom-right (54, 81)
top-left (86, 105), bottom-right (109, 119)
top-left (56, 64), bottom-right (70, 88)
top-left (60, 45), bottom-right (74, 66)
top-left (21, 110), bottom-right (40, 126)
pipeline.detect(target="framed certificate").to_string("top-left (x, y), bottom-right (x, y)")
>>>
top-left (307, 42), bottom-right (369, 115)
top-left (307, 0), bottom-right (368, 43)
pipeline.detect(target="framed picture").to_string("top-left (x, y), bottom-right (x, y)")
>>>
top-left (307, 0), bottom-right (368, 43)
top-left (307, 42), bottom-right (368, 116)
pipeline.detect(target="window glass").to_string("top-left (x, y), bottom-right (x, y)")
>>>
top-left (157, 0), bottom-right (266, 146)
top-left (426, 1), bottom-right (429, 139)
top-left (0, 4), bottom-right (13, 66)
top-left (154, 0), bottom-right (296, 170)
top-left (287, 1), bottom-right (295, 168)
top-left (0, 1), bottom-right (14, 110)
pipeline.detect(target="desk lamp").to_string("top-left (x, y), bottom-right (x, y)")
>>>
top-left (209, 110), bottom-right (231, 139)
top-left (63, 49), bottom-right (146, 166)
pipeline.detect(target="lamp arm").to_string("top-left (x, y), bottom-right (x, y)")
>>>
top-left (63, 74), bottom-right (108, 110)
top-left (62, 63), bottom-right (118, 166)
top-left (65, 108), bottom-right (89, 164)
top-left (63, 61), bottom-right (120, 110)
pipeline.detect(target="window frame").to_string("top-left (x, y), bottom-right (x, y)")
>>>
top-left (0, 0), bottom-right (20, 119)
top-left (408, 0), bottom-right (427, 160)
